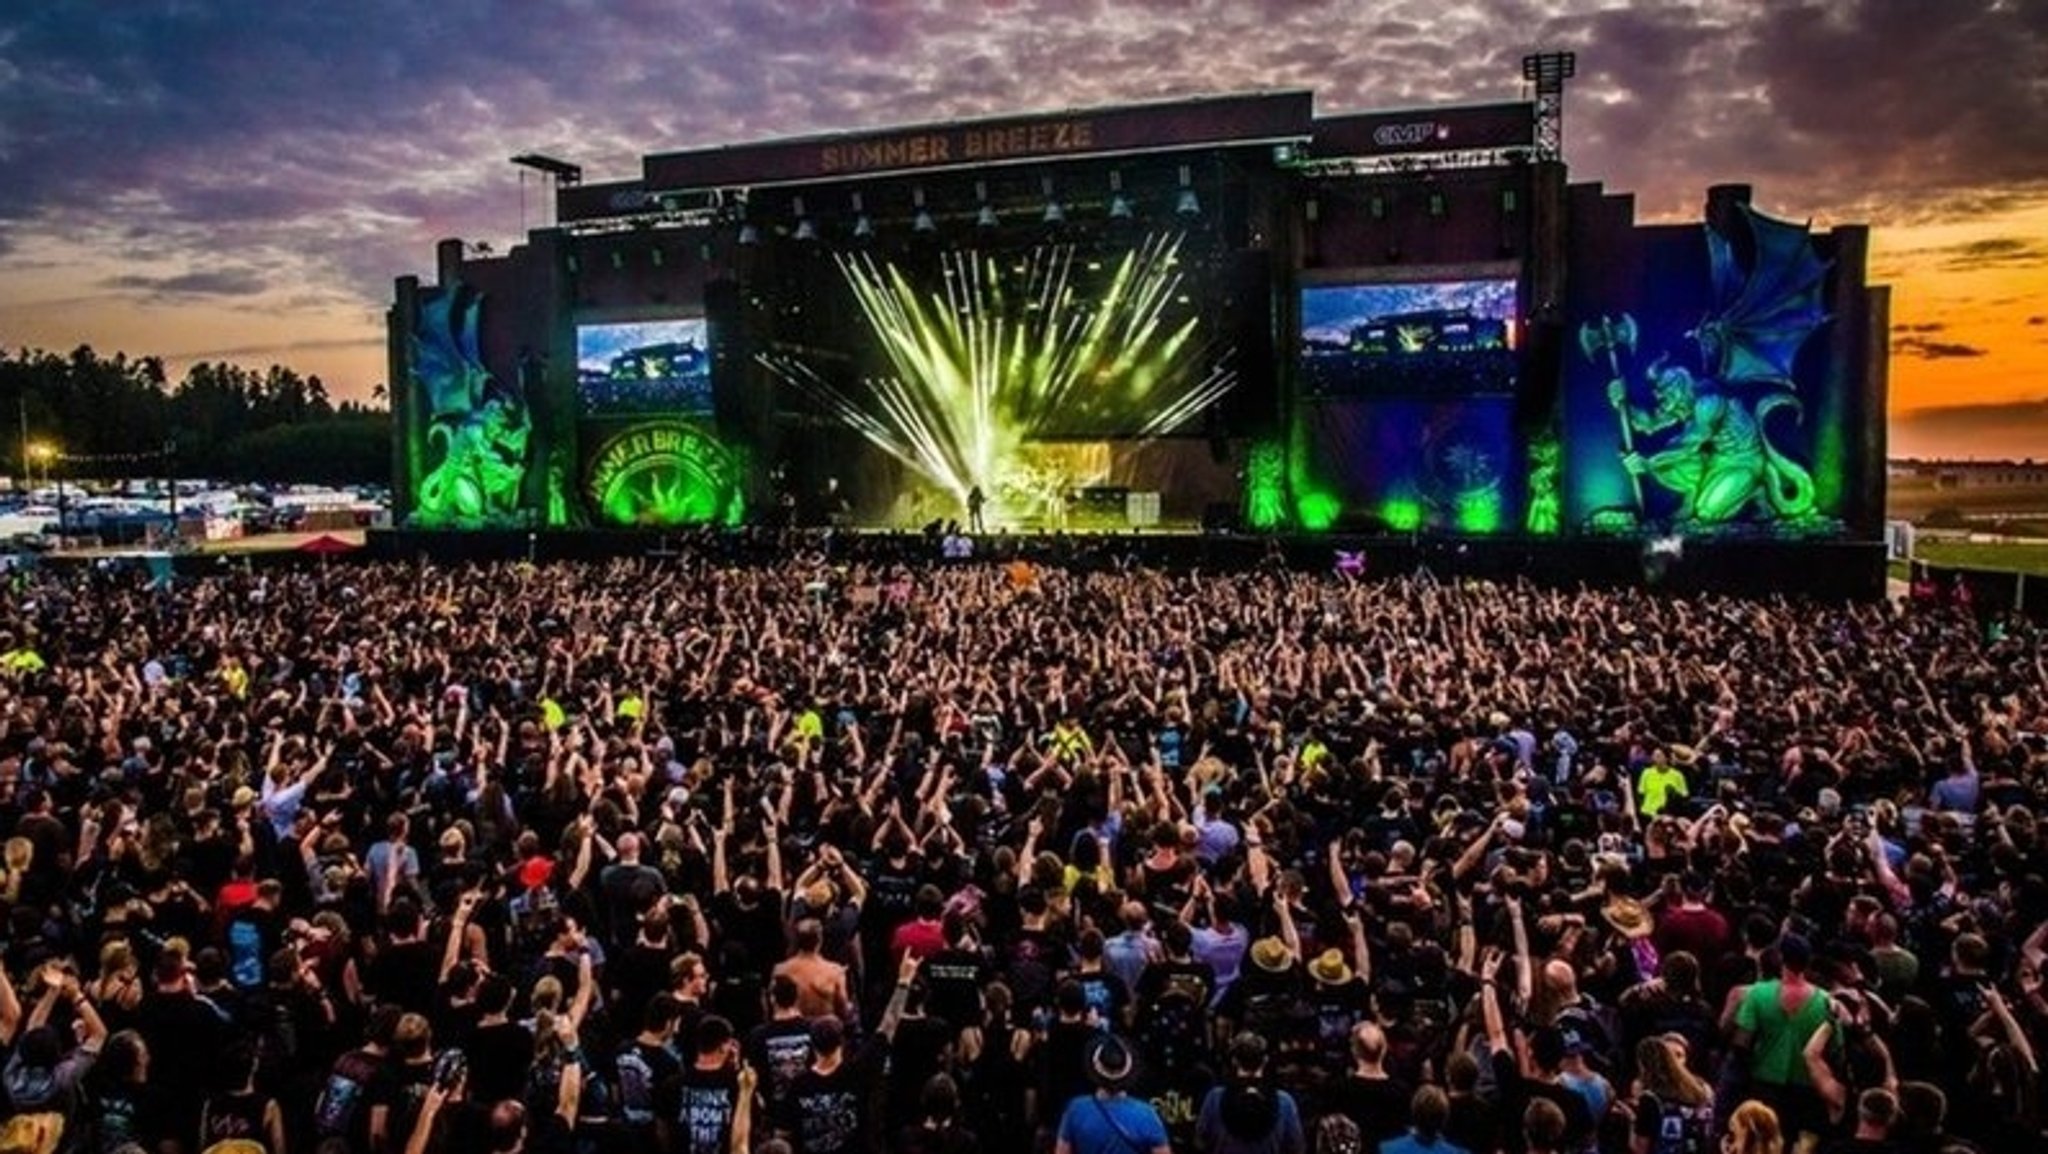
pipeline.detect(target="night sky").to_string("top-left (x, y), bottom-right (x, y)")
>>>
top-left (2, 0), bottom-right (2043, 458)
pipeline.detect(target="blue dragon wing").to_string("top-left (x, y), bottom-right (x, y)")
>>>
top-left (410, 284), bottom-right (493, 419)
top-left (1696, 203), bottom-right (1831, 388)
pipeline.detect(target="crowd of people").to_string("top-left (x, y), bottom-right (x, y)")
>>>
top-left (0, 553), bottom-right (2042, 1154)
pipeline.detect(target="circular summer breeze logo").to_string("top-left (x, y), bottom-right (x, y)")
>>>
top-left (584, 421), bottom-right (740, 527)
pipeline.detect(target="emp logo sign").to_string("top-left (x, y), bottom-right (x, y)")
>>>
top-left (1373, 122), bottom-right (1448, 147)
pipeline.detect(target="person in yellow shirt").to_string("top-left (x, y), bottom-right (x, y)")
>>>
top-left (1637, 747), bottom-right (1690, 817)
top-left (220, 655), bottom-right (250, 700)
top-left (1047, 715), bottom-right (1093, 766)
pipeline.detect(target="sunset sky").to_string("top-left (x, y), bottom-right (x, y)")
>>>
top-left (1, 0), bottom-right (2043, 459)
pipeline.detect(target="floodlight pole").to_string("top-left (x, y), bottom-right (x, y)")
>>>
top-left (1521, 52), bottom-right (1577, 163)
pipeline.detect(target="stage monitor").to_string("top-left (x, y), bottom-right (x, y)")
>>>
top-left (1300, 277), bottom-right (1518, 397)
top-left (576, 319), bottom-right (713, 416)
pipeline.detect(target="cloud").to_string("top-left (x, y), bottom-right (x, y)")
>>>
top-left (2029, 315), bottom-right (2047, 326)
top-left (1892, 322), bottom-right (1947, 333)
top-left (168, 336), bottom-right (384, 361)
top-left (1893, 399), bottom-right (2048, 461)
top-left (1, 0), bottom-right (2045, 399)
top-left (1941, 237), bottom-right (2048, 270)
top-left (1891, 336), bottom-right (1988, 360)
top-left (100, 269), bottom-right (270, 298)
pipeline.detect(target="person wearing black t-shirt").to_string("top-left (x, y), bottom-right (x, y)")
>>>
top-left (1821, 1087), bottom-right (1902, 1154)
top-left (1037, 981), bottom-right (1103, 1134)
top-left (368, 1012), bottom-right (437, 1154)
top-left (776, 953), bottom-right (919, 1154)
top-left (656, 1014), bottom-right (747, 1154)
top-left (1480, 956), bottom-right (1593, 1154)
top-left (886, 981), bottom-right (958, 1134)
top-left (1323, 1021), bottom-right (1413, 1150)
top-left (617, 994), bottom-right (685, 1144)
top-left (1063, 930), bottom-right (1131, 1028)
top-left (922, 917), bottom-right (993, 1030)
top-left (464, 974), bottom-right (533, 1109)
top-left (1134, 922), bottom-right (1216, 1080)
top-left (746, 975), bottom-right (818, 1116)
top-left (897, 1073), bottom-right (983, 1154)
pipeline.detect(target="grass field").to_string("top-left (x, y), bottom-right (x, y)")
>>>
top-left (1901, 539), bottom-right (2048, 577)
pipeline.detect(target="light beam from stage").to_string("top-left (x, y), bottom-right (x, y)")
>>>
top-left (760, 232), bottom-right (1237, 519)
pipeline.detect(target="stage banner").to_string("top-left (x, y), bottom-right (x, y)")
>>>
top-left (643, 92), bottom-right (1313, 190)
top-left (1310, 102), bottom-right (1534, 159)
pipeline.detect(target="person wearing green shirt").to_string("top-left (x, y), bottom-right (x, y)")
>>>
top-left (1637, 748), bottom-right (1689, 818)
top-left (1733, 934), bottom-right (1832, 1142)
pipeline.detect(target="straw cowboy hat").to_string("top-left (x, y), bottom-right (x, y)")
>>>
top-left (1308, 948), bottom-right (1355, 985)
top-left (1602, 895), bottom-right (1655, 939)
top-left (1250, 936), bottom-right (1294, 973)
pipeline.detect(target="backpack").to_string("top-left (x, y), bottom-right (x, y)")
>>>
top-left (1138, 991), bottom-right (1207, 1077)
top-left (509, 887), bottom-right (560, 966)
top-left (227, 916), bottom-right (267, 990)
top-left (314, 1048), bottom-right (383, 1138)
top-left (615, 1044), bottom-right (658, 1126)
top-left (1641, 1093), bottom-right (1715, 1154)
top-left (246, 989), bottom-right (302, 1090)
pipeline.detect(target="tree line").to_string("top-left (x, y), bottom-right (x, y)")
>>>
top-left (0, 345), bottom-right (391, 486)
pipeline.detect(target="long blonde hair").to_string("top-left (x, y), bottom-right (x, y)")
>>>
top-left (1727, 1100), bottom-right (1784, 1154)
top-left (0, 837), bottom-right (28, 902)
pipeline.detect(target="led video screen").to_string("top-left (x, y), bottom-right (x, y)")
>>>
top-left (576, 319), bottom-right (713, 416)
top-left (1300, 278), bottom-right (1518, 396)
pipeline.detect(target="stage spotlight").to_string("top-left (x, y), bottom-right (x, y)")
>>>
top-left (851, 192), bottom-right (873, 239)
top-left (1176, 164), bottom-right (1199, 217)
top-left (1041, 177), bottom-right (1064, 224)
top-left (1108, 171), bottom-right (1132, 220)
top-left (975, 180), bottom-right (997, 229)
top-left (737, 222), bottom-right (760, 246)
top-left (793, 195), bottom-right (817, 241)
top-left (912, 188), bottom-right (936, 233)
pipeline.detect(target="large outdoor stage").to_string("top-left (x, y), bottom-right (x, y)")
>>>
top-left (389, 57), bottom-right (1889, 597)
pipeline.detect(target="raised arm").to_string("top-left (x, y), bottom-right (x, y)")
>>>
top-left (0, 965), bottom-right (19, 1046)
top-left (1508, 896), bottom-right (1533, 1009)
top-left (875, 953), bottom-right (920, 1041)
top-left (568, 946), bottom-right (596, 1029)
top-left (730, 1064), bottom-right (758, 1154)
top-left (1344, 906), bottom-right (1372, 986)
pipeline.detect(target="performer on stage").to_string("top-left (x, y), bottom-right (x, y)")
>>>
top-left (966, 485), bottom-right (986, 534)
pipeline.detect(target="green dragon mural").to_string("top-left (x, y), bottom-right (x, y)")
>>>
top-left (408, 285), bottom-right (532, 526)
